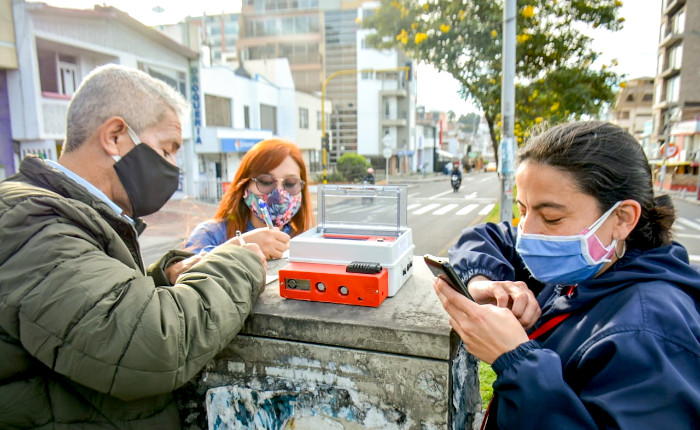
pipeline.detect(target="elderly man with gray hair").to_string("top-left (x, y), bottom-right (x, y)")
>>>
top-left (0, 65), bottom-right (266, 428)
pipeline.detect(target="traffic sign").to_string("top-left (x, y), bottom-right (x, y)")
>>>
top-left (665, 142), bottom-right (679, 158)
top-left (382, 148), bottom-right (393, 158)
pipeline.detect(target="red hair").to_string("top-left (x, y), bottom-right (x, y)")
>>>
top-left (214, 138), bottom-right (314, 239)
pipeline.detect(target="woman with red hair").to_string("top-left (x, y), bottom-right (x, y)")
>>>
top-left (186, 138), bottom-right (314, 259)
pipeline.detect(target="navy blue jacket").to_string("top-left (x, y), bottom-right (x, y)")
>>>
top-left (449, 222), bottom-right (700, 429)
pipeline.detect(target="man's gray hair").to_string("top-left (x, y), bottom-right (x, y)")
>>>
top-left (63, 64), bottom-right (189, 153)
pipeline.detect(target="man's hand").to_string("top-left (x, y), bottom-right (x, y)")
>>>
top-left (166, 252), bottom-right (208, 285)
top-left (241, 243), bottom-right (267, 271)
top-left (467, 275), bottom-right (541, 330)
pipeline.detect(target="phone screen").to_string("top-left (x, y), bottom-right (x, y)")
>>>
top-left (423, 254), bottom-right (475, 301)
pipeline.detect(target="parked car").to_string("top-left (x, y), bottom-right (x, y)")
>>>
top-left (484, 161), bottom-right (498, 172)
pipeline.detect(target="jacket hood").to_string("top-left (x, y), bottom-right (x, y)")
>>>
top-left (544, 242), bottom-right (700, 315)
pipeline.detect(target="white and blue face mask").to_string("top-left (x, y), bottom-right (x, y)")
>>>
top-left (515, 201), bottom-right (621, 285)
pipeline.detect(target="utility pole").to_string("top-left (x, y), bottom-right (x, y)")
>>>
top-left (499, 0), bottom-right (516, 223)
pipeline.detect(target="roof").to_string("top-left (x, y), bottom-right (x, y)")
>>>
top-left (26, 3), bottom-right (199, 60)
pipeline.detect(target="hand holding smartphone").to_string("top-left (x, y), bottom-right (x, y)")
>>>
top-left (423, 254), bottom-right (475, 302)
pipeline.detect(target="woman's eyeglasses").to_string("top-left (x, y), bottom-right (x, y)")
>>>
top-left (251, 174), bottom-right (305, 195)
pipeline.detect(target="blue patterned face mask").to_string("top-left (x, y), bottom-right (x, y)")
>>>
top-left (515, 202), bottom-right (621, 285)
top-left (244, 189), bottom-right (302, 228)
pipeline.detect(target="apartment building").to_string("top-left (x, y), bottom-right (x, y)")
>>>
top-left (653, 0), bottom-right (700, 155)
top-left (237, 0), bottom-right (417, 169)
top-left (610, 77), bottom-right (654, 143)
top-left (651, 0), bottom-right (700, 192)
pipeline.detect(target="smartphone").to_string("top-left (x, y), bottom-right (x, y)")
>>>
top-left (423, 254), bottom-right (475, 301)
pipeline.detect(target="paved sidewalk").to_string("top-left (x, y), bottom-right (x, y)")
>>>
top-left (138, 198), bottom-right (219, 265)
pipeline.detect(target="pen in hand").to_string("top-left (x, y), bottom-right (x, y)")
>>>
top-left (257, 201), bottom-right (274, 229)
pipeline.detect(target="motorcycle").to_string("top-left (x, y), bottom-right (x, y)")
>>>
top-left (451, 174), bottom-right (461, 193)
top-left (361, 179), bottom-right (375, 204)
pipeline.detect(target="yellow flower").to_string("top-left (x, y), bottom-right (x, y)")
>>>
top-left (423, 3), bottom-right (429, 10)
top-left (396, 29), bottom-right (408, 44)
top-left (550, 102), bottom-right (560, 112)
top-left (414, 32), bottom-right (428, 44)
top-left (411, 22), bottom-right (418, 30)
top-left (535, 116), bottom-right (543, 123)
top-left (491, 29), bottom-right (498, 38)
top-left (619, 81), bottom-right (627, 88)
top-left (440, 24), bottom-right (451, 33)
top-left (516, 34), bottom-right (531, 44)
top-left (522, 6), bottom-right (534, 18)
top-left (458, 10), bottom-right (465, 20)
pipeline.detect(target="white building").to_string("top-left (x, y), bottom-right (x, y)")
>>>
top-left (194, 60), bottom-right (329, 201)
top-left (356, 3), bottom-right (417, 174)
top-left (7, 2), bottom-right (199, 197)
top-left (243, 58), bottom-right (330, 172)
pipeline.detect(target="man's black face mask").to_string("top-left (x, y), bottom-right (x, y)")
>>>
top-left (113, 125), bottom-right (180, 218)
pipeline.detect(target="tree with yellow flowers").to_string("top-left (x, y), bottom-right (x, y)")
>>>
top-left (365, 0), bottom-right (624, 161)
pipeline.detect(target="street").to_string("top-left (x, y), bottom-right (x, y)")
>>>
top-left (139, 172), bottom-right (700, 266)
top-left (405, 172), bottom-right (500, 256)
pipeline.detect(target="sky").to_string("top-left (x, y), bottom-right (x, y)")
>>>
top-left (31, 0), bottom-right (662, 117)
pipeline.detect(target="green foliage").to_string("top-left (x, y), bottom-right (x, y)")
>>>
top-left (458, 112), bottom-right (481, 134)
top-left (364, 0), bottom-right (623, 158)
top-left (314, 171), bottom-right (346, 183)
top-left (336, 153), bottom-right (370, 183)
top-left (479, 362), bottom-right (497, 410)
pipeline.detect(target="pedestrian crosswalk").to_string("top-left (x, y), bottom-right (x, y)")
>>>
top-left (323, 199), bottom-right (498, 219)
top-left (672, 217), bottom-right (700, 264)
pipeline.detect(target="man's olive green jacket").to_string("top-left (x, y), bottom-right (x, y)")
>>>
top-left (0, 155), bottom-right (265, 428)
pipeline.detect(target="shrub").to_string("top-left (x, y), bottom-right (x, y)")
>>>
top-left (314, 171), bottom-right (346, 183)
top-left (336, 153), bottom-right (370, 183)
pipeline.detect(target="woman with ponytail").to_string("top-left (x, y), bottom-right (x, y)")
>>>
top-left (434, 121), bottom-right (699, 428)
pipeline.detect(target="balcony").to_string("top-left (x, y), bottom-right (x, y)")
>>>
top-left (381, 117), bottom-right (407, 127)
top-left (659, 66), bottom-right (681, 80)
top-left (663, 0), bottom-right (685, 15)
top-left (41, 94), bottom-right (70, 137)
top-left (659, 31), bottom-right (683, 49)
top-left (380, 88), bottom-right (408, 98)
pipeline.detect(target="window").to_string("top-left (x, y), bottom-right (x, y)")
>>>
top-left (260, 104), bottom-right (277, 134)
top-left (205, 95), bottom-right (232, 127)
top-left (58, 54), bottom-right (78, 95)
top-left (642, 93), bottom-right (653, 102)
top-left (619, 111), bottom-right (630, 120)
top-left (139, 63), bottom-right (187, 97)
top-left (37, 47), bottom-right (79, 96)
top-left (299, 107), bottom-right (309, 129)
top-left (667, 44), bottom-right (683, 70)
top-left (244, 105), bottom-right (250, 128)
top-left (666, 75), bottom-right (680, 103)
top-left (671, 10), bottom-right (685, 34)
top-left (317, 110), bottom-right (322, 130)
top-left (626, 94), bottom-right (634, 102)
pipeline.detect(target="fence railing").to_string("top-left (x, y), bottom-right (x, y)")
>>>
top-left (193, 179), bottom-right (226, 203)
